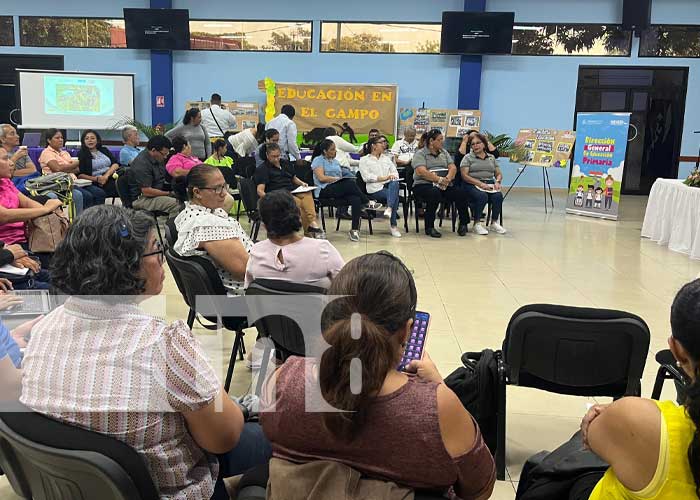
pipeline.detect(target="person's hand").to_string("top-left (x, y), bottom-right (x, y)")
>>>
top-left (11, 315), bottom-right (43, 348)
top-left (494, 181), bottom-right (502, 191)
top-left (300, 181), bottom-right (308, 187)
top-left (389, 174), bottom-right (399, 181)
top-left (13, 256), bottom-right (40, 273)
top-left (12, 149), bottom-right (28, 162)
top-left (0, 293), bottom-right (22, 312)
top-left (405, 352), bottom-right (443, 384)
top-left (478, 182), bottom-right (493, 191)
top-left (97, 175), bottom-right (108, 186)
top-left (5, 244), bottom-right (26, 261)
top-left (0, 278), bottom-right (13, 292)
top-left (44, 199), bottom-right (63, 213)
top-left (581, 404), bottom-right (610, 449)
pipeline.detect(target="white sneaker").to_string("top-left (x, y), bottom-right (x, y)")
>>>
top-left (349, 230), bottom-right (360, 242)
top-left (367, 201), bottom-right (383, 210)
top-left (490, 222), bottom-right (507, 234)
top-left (473, 222), bottom-right (489, 235)
top-left (384, 207), bottom-right (393, 218)
top-left (390, 226), bottom-right (402, 238)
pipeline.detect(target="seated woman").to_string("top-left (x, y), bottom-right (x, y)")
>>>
top-left (311, 139), bottom-right (373, 243)
top-left (454, 129), bottom-right (499, 168)
top-left (165, 108), bottom-right (211, 160)
top-left (359, 136), bottom-right (401, 238)
top-left (20, 204), bottom-right (271, 500)
top-left (254, 129), bottom-right (280, 168)
top-left (204, 139), bottom-right (234, 169)
top-left (254, 143), bottom-right (323, 238)
top-left (460, 132), bottom-right (507, 235)
top-left (118, 124), bottom-right (143, 166)
top-left (38, 128), bottom-right (105, 214)
top-left (0, 147), bottom-right (60, 284)
top-left (245, 190), bottom-right (343, 289)
top-left (174, 165), bottom-right (253, 295)
top-left (78, 130), bottom-right (120, 199)
top-left (260, 252), bottom-right (495, 499)
top-left (412, 129), bottom-right (470, 238)
top-left (166, 136), bottom-right (203, 178)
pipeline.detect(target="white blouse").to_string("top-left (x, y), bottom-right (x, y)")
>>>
top-left (174, 203), bottom-right (254, 295)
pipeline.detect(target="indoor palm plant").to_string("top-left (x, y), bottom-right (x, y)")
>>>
top-left (112, 118), bottom-right (176, 139)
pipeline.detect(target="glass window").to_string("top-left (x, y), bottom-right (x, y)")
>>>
top-left (320, 22), bottom-right (441, 54)
top-left (639, 25), bottom-right (700, 58)
top-left (512, 24), bottom-right (632, 56)
top-left (189, 21), bottom-right (312, 52)
top-left (0, 17), bottom-right (13, 46)
top-left (20, 17), bottom-right (125, 48)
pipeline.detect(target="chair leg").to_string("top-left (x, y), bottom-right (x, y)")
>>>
top-left (319, 205), bottom-right (326, 231)
top-left (225, 330), bottom-right (244, 393)
top-left (254, 341), bottom-right (274, 397)
top-left (487, 202), bottom-right (492, 226)
top-left (187, 309), bottom-right (196, 330)
top-left (335, 213), bottom-right (341, 232)
top-left (651, 366), bottom-right (668, 400)
top-left (451, 202), bottom-right (457, 232)
top-left (236, 199), bottom-right (242, 221)
top-left (252, 221), bottom-right (261, 242)
top-left (403, 200), bottom-right (410, 233)
top-left (415, 201), bottom-right (421, 233)
top-left (368, 214), bottom-right (373, 235)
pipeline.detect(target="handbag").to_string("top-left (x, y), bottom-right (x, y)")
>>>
top-left (27, 208), bottom-right (70, 253)
top-left (25, 172), bottom-right (73, 198)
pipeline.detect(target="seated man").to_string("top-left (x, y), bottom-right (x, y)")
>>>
top-left (119, 125), bottom-right (143, 166)
top-left (254, 129), bottom-right (279, 168)
top-left (391, 126), bottom-right (419, 168)
top-left (128, 135), bottom-right (181, 218)
top-left (254, 143), bottom-right (323, 238)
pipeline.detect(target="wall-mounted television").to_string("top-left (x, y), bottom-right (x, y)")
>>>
top-left (440, 12), bottom-right (515, 55)
top-left (124, 8), bottom-right (191, 50)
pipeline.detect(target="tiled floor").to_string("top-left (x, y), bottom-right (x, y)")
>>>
top-left (2, 188), bottom-right (699, 500)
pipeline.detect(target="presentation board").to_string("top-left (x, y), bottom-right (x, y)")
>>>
top-left (398, 108), bottom-right (481, 138)
top-left (17, 69), bottom-right (135, 130)
top-left (513, 128), bottom-right (576, 168)
top-left (184, 101), bottom-right (259, 131)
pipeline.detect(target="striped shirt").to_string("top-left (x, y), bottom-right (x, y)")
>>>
top-left (20, 297), bottom-right (221, 500)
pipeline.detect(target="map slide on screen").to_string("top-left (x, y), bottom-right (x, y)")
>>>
top-left (44, 76), bottom-right (115, 116)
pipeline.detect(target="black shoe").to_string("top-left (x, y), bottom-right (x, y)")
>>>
top-left (425, 228), bottom-right (442, 238)
top-left (458, 224), bottom-right (468, 236)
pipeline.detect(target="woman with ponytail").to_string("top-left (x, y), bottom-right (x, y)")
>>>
top-left (260, 252), bottom-right (496, 499)
top-left (572, 279), bottom-right (700, 500)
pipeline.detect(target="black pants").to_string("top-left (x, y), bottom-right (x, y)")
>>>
top-left (319, 179), bottom-right (369, 230)
top-left (412, 183), bottom-right (469, 230)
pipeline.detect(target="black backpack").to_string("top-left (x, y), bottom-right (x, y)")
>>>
top-left (444, 349), bottom-right (500, 453)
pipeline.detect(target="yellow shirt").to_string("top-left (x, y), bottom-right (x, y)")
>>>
top-left (203, 155), bottom-right (233, 168)
top-left (589, 400), bottom-right (697, 500)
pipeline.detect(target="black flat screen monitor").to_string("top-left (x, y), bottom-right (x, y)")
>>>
top-left (124, 8), bottom-right (191, 50)
top-left (440, 11), bottom-right (515, 55)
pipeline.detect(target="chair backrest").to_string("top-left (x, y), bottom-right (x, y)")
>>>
top-left (115, 169), bottom-right (133, 208)
top-left (237, 176), bottom-right (260, 218)
top-left (402, 164), bottom-right (414, 194)
top-left (164, 217), bottom-right (178, 249)
top-left (355, 171), bottom-right (369, 195)
top-left (234, 156), bottom-right (257, 179)
top-left (0, 404), bottom-right (159, 500)
top-left (294, 162), bottom-right (314, 186)
top-left (245, 278), bottom-right (327, 359)
top-left (503, 304), bottom-right (650, 398)
top-left (218, 166), bottom-right (238, 189)
top-left (164, 248), bottom-right (245, 330)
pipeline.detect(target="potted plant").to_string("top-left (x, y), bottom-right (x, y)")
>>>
top-left (112, 118), bottom-right (176, 139)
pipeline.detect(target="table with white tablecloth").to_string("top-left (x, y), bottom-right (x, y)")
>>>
top-left (641, 178), bottom-right (700, 259)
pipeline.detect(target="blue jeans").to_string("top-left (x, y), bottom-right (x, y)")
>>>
top-left (77, 185), bottom-right (106, 208)
top-left (368, 180), bottom-right (400, 226)
top-left (462, 183), bottom-right (503, 223)
top-left (211, 422), bottom-right (272, 499)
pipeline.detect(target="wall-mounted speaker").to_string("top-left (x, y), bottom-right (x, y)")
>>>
top-left (622, 0), bottom-right (652, 34)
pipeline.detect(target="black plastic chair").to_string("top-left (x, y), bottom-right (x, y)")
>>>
top-left (237, 176), bottom-right (262, 241)
top-left (651, 348), bottom-right (688, 402)
top-left (494, 304), bottom-right (651, 480)
top-left (232, 157), bottom-right (257, 219)
top-left (164, 246), bottom-right (249, 393)
top-left (245, 278), bottom-right (328, 395)
top-left (0, 403), bottom-right (159, 500)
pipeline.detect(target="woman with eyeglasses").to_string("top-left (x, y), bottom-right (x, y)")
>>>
top-left (20, 205), bottom-right (272, 500)
top-left (260, 252), bottom-right (495, 498)
top-left (359, 136), bottom-right (402, 238)
top-left (412, 129), bottom-right (471, 238)
top-left (174, 165), bottom-right (253, 295)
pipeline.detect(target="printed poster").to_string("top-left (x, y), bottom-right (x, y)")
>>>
top-left (566, 112), bottom-right (631, 221)
top-left (184, 101), bottom-right (260, 131)
top-left (513, 128), bottom-right (576, 168)
top-left (398, 108), bottom-right (480, 138)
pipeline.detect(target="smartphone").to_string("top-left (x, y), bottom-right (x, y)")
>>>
top-left (398, 311), bottom-right (430, 371)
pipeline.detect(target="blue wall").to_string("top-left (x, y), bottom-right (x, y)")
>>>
top-left (482, 0), bottom-right (700, 187)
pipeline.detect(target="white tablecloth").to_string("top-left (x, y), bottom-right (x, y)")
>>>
top-left (641, 178), bottom-right (700, 259)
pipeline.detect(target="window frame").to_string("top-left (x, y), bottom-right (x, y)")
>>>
top-left (19, 15), bottom-right (126, 49)
top-left (637, 24), bottom-right (700, 59)
top-left (511, 22), bottom-right (633, 57)
top-left (319, 20), bottom-right (442, 55)
top-left (188, 18), bottom-right (313, 53)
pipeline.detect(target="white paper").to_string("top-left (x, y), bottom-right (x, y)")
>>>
top-left (0, 265), bottom-right (28, 276)
top-left (291, 186), bottom-right (317, 194)
top-left (73, 179), bottom-right (92, 187)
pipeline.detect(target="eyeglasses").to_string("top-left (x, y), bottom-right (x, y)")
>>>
top-left (199, 183), bottom-right (229, 195)
top-left (143, 240), bottom-right (164, 264)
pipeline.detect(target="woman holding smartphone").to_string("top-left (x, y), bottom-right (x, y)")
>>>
top-left (460, 132), bottom-right (507, 235)
top-left (260, 252), bottom-right (495, 499)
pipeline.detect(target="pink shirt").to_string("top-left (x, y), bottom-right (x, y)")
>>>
top-left (38, 147), bottom-right (75, 175)
top-left (244, 237), bottom-right (344, 289)
top-left (0, 178), bottom-right (26, 244)
top-left (166, 153), bottom-right (202, 176)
